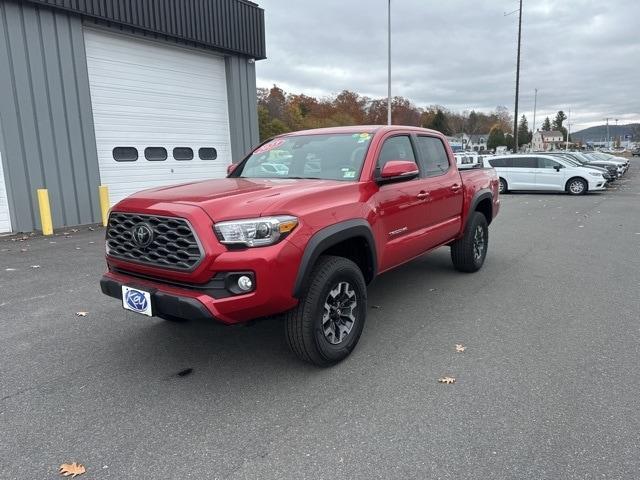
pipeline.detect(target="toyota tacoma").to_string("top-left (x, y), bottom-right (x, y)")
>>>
top-left (101, 126), bottom-right (500, 366)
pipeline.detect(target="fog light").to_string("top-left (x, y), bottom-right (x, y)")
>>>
top-left (237, 275), bottom-right (253, 292)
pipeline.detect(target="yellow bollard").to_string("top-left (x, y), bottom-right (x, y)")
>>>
top-left (37, 188), bottom-right (54, 236)
top-left (99, 185), bottom-right (110, 227)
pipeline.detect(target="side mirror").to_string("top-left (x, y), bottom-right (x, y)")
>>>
top-left (378, 160), bottom-right (419, 183)
top-left (227, 163), bottom-right (238, 175)
top-left (554, 165), bottom-right (561, 172)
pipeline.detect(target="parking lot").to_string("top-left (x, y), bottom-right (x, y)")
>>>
top-left (1, 160), bottom-right (639, 480)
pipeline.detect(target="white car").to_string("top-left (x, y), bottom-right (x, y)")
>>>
top-left (487, 154), bottom-right (607, 195)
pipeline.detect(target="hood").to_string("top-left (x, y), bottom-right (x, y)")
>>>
top-left (119, 177), bottom-right (354, 221)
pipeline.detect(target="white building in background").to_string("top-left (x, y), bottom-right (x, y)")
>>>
top-left (532, 131), bottom-right (564, 151)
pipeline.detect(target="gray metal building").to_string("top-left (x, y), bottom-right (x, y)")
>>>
top-left (0, 0), bottom-right (265, 233)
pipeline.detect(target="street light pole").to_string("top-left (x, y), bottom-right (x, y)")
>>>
top-left (387, 0), bottom-right (392, 126)
top-left (532, 88), bottom-right (538, 132)
top-left (513, 0), bottom-right (523, 152)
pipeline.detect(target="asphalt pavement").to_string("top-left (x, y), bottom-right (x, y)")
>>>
top-left (1, 161), bottom-right (639, 480)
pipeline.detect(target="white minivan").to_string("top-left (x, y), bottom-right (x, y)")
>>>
top-left (487, 154), bottom-right (607, 195)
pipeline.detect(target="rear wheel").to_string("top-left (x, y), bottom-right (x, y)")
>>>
top-left (451, 212), bottom-right (489, 273)
top-left (498, 177), bottom-right (508, 194)
top-left (566, 177), bottom-right (587, 195)
top-left (285, 255), bottom-right (367, 367)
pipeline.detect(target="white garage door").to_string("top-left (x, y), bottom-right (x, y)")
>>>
top-left (84, 29), bottom-right (232, 206)
top-left (0, 152), bottom-right (12, 233)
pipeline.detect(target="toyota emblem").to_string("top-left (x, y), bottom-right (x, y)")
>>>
top-left (132, 223), bottom-right (154, 248)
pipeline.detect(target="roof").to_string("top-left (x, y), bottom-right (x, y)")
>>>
top-left (20, 0), bottom-right (266, 59)
top-left (538, 130), bottom-right (564, 138)
top-left (278, 125), bottom-right (445, 137)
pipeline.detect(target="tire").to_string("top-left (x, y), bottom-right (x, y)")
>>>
top-left (159, 314), bottom-right (188, 323)
top-left (285, 255), bottom-right (367, 367)
top-left (498, 177), bottom-right (508, 194)
top-left (566, 177), bottom-right (588, 195)
top-left (450, 212), bottom-right (489, 273)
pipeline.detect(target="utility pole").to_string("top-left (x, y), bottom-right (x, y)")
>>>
top-left (512, 0), bottom-right (523, 153)
top-left (532, 88), bottom-right (538, 132)
top-left (565, 109), bottom-right (571, 151)
top-left (604, 117), bottom-right (612, 148)
top-left (387, 0), bottom-right (392, 126)
top-left (615, 118), bottom-right (619, 147)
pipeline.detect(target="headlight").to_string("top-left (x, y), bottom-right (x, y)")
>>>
top-left (588, 171), bottom-right (601, 177)
top-left (214, 216), bottom-right (298, 247)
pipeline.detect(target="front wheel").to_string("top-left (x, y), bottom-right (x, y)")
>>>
top-left (285, 255), bottom-right (367, 367)
top-left (566, 177), bottom-right (587, 195)
top-left (450, 212), bottom-right (489, 273)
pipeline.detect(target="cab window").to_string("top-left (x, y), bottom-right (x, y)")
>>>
top-left (377, 136), bottom-right (417, 170)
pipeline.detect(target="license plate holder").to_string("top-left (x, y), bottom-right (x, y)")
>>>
top-left (122, 286), bottom-right (153, 317)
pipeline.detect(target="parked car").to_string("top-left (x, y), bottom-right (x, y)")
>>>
top-left (487, 154), bottom-right (607, 195)
top-left (585, 152), bottom-right (628, 175)
top-left (100, 126), bottom-right (500, 366)
top-left (632, 148), bottom-right (640, 157)
top-left (545, 152), bottom-right (618, 180)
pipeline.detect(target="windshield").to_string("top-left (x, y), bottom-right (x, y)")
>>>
top-left (235, 133), bottom-right (373, 181)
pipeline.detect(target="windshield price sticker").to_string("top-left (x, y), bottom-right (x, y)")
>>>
top-left (254, 138), bottom-right (286, 155)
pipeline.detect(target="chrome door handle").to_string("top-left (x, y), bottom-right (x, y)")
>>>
top-left (451, 184), bottom-right (462, 192)
top-left (416, 192), bottom-right (430, 200)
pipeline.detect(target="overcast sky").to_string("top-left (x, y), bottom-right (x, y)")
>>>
top-left (255, 0), bottom-right (640, 131)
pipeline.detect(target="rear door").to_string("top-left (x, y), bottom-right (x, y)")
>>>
top-left (413, 135), bottom-right (464, 248)
top-left (535, 157), bottom-right (566, 190)
top-left (509, 156), bottom-right (538, 189)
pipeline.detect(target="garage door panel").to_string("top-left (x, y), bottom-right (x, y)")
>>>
top-left (84, 29), bottom-right (232, 206)
top-left (0, 153), bottom-right (12, 233)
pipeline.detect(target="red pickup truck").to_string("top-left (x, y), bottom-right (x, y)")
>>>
top-left (101, 126), bottom-right (500, 366)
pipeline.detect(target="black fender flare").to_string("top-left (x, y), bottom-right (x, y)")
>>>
top-left (466, 189), bottom-right (493, 228)
top-left (292, 219), bottom-right (377, 298)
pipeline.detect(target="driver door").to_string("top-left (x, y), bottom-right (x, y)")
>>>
top-left (372, 134), bottom-right (432, 271)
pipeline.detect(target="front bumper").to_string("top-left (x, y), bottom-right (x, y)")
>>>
top-left (588, 178), bottom-right (607, 191)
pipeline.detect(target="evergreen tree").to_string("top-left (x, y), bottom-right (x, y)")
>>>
top-left (517, 115), bottom-right (531, 147)
top-left (542, 117), bottom-right (552, 131)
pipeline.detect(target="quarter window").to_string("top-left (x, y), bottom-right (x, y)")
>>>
top-left (145, 147), bottom-right (167, 161)
top-left (511, 157), bottom-right (538, 168)
top-left (199, 147), bottom-right (217, 160)
top-left (173, 147), bottom-right (194, 161)
top-left (415, 136), bottom-right (450, 176)
top-left (112, 147), bottom-right (138, 162)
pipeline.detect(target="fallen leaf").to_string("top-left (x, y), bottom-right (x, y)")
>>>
top-left (438, 376), bottom-right (456, 384)
top-left (429, 288), bottom-right (436, 292)
top-left (371, 305), bottom-right (381, 309)
top-left (455, 344), bottom-right (466, 353)
top-left (70, 228), bottom-right (79, 233)
top-left (75, 247), bottom-right (81, 250)
top-left (76, 312), bottom-right (88, 317)
top-left (20, 248), bottom-right (28, 252)
top-left (59, 462), bottom-right (86, 478)
top-left (31, 265), bottom-right (41, 269)
top-left (5, 268), bottom-right (17, 271)
top-left (88, 227), bottom-right (95, 231)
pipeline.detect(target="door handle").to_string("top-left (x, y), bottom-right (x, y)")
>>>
top-left (416, 191), bottom-right (430, 200)
top-left (450, 184), bottom-right (462, 192)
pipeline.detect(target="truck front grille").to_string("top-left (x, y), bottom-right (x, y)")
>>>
top-left (107, 212), bottom-right (203, 271)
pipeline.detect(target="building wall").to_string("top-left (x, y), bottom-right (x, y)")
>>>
top-left (226, 55), bottom-right (260, 161)
top-left (0, 1), bottom-right (101, 231)
top-left (0, 1), bottom-right (261, 232)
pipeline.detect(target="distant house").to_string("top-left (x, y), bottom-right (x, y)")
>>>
top-left (532, 130), bottom-right (564, 151)
top-left (467, 134), bottom-right (489, 152)
top-left (450, 133), bottom-right (490, 152)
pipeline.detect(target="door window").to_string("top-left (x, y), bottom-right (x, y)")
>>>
top-left (415, 136), bottom-right (450, 176)
top-left (377, 136), bottom-right (417, 169)
top-left (538, 157), bottom-right (563, 169)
